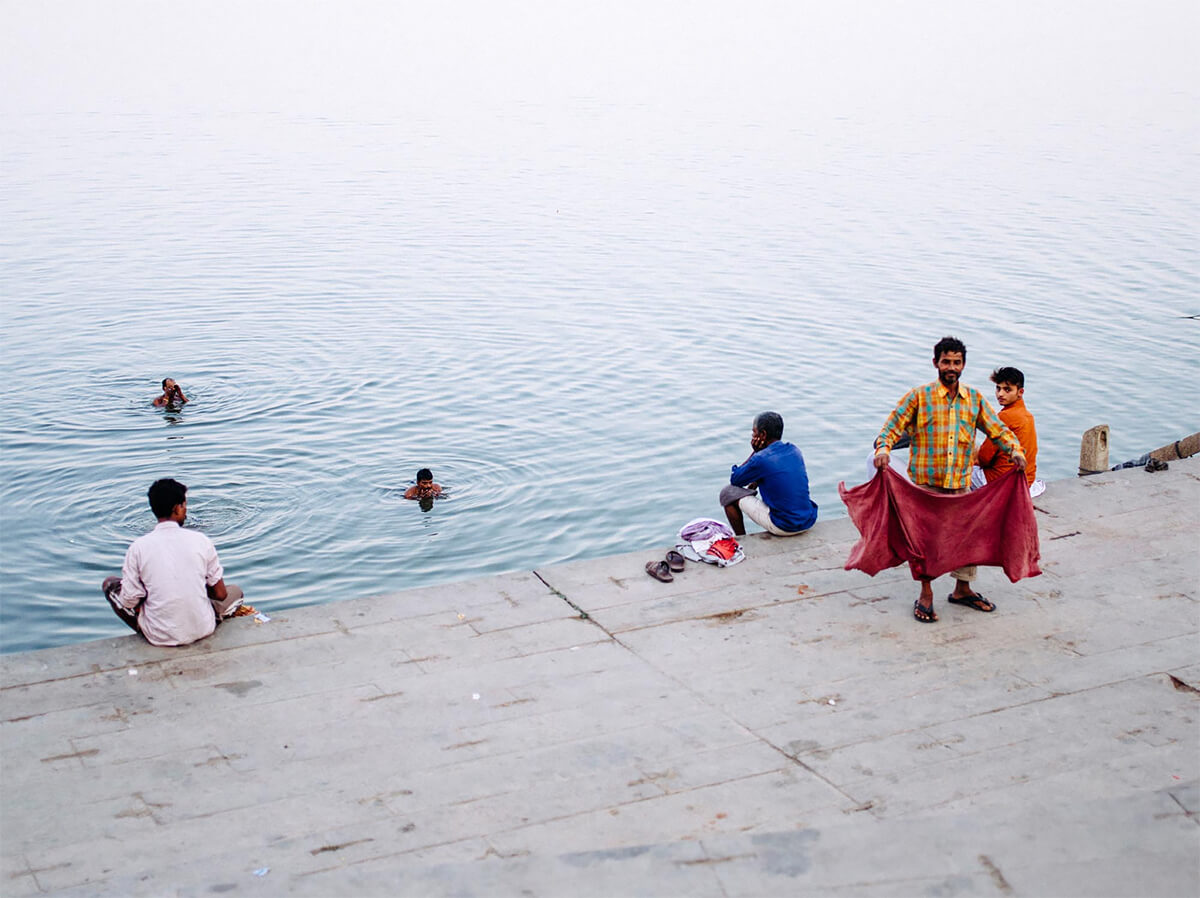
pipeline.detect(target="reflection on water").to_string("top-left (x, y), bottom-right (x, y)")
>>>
top-left (1, 102), bottom-right (1196, 653)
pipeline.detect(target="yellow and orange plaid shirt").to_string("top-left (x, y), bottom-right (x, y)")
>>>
top-left (875, 381), bottom-right (1024, 490)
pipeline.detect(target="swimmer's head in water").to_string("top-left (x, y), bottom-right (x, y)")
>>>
top-left (416, 468), bottom-right (433, 483)
top-left (148, 478), bottom-right (187, 520)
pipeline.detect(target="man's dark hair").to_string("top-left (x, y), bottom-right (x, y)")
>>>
top-left (932, 336), bottom-right (967, 361)
top-left (148, 478), bottom-right (187, 519)
top-left (990, 366), bottom-right (1025, 389)
top-left (753, 411), bottom-right (784, 442)
top-left (416, 468), bottom-right (433, 481)
top-left (162, 378), bottom-right (171, 390)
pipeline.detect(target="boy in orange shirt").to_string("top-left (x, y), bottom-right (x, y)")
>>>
top-left (975, 366), bottom-right (1044, 497)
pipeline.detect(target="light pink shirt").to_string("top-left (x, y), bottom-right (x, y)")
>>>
top-left (117, 521), bottom-right (224, 646)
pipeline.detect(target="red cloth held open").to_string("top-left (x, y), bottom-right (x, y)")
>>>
top-left (838, 467), bottom-right (1041, 582)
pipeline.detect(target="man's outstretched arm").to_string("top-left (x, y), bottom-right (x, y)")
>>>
top-left (874, 391), bottom-right (918, 469)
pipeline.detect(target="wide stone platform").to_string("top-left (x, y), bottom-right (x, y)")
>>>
top-left (2, 459), bottom-right (1198, 896)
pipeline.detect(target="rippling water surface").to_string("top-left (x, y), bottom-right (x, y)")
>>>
top-left (2, 5), bottom-right (1198, 652)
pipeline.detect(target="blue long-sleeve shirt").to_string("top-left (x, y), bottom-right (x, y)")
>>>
top-left (730, 440), bottom-right (818, 532)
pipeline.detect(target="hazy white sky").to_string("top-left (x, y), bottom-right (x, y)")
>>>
top-left (2, 0), bottom-right (1197, 128)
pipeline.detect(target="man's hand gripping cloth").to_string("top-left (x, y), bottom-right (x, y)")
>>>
top-left (838, 467), bottom-right (1041, 582)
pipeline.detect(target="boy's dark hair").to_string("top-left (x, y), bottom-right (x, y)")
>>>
top-left (148, 478), bottom-right (187, 519)
top-left (932, 336), bottom-right (967, 360)
top-left (753, 411), bottom-right (785, 442)
top-left (990, 366), bottom-right (1025, 389)
top-left (162, 378), bottom-right (171, 390)
top-left (416, 468), bottom-right (433, 482)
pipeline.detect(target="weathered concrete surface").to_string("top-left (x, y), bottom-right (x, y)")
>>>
top-left (2, 459), bottom-right (1198, 896)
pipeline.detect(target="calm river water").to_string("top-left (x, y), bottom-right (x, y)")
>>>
top-left (2, 4), bottom-right (1197, 652)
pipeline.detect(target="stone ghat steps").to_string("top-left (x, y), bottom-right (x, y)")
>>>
top-left (35, 783), bottom-right (1200, 897)
top-left (2, 458), bottom-right (1197, 896)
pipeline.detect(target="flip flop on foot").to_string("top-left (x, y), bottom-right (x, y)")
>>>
top-left (665, 550), bottom-right (686, 572)
top-left (946, 592), bottom-right (995, 612)
top-left (645, 560), bottom-right (674, 583)
top-left (913, 599), bottom-right (938, 623)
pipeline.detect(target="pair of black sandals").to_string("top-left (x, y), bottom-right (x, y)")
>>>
top-left (645, 549), bottom-right (687, 582)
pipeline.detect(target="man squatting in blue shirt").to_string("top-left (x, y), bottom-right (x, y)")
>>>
top-left (720, 411), bottom-right (819, 537)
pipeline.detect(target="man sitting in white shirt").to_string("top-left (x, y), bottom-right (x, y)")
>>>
top-left (102, 478), bottom-right (245, 646)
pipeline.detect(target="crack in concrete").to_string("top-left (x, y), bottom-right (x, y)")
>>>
top-left (979, 854), bottom-right (1014, 893)
top-left (10, 856), bottom-right (71, 892)
top-left (310, 838), bottom-right (374, 855)
top-left (598, 590), bottom-right (859, 637)
top-left (40, 747), bottom-right (99, 763)
top-left (495, 697), bottom-right (535, 708)
top-left (532, 571), bottom-right (597, 625)
top-left (444, 739), bottom-right (488, 750)
top-left (530, 575), bottom-right (864, 807)
top-left (1168, 792), bottom-right (1198, 823)
top-left (4, 710), bottom-right (49, 723)
top-left (476, 845), bottom-right (530, 861)
top-left (361, 690), bottom-right (406, 702)
top-left (676, 852), bottom-right (755, 866)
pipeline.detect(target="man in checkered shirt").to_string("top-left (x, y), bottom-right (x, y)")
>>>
top-left (873, 336), bottom-right (1026, 623)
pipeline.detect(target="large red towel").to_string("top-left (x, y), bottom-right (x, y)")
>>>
top-left (839, 467), bottom-right (1041, 582)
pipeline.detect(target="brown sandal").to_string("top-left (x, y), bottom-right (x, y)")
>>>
top-left (665, 550), bottom-right (686, 572)
top-left (645, 560), bottom-right (674, 583)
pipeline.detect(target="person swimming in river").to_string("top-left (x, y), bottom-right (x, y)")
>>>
top-left (153, 378), bottom-right (188, 407)
top-left (404, 468), bottom-right (443, 501)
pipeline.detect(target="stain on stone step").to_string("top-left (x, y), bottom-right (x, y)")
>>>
top-left (701, 608), bottom-right (758, 624)
top-left (214, 680), bottom-right (263, 697)
top-left (1168, 674), bottom-right (1200, 695)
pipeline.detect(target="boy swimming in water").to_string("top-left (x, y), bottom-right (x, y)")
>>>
top-left (154, 378), bottom-right (188, 407)
top-left (404, 468), bottom-right (443, 500)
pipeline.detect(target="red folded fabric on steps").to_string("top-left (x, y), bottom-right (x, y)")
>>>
top-left (707, 537), bottom-right (740, 561)
top-left (838, 466), bottom-right (1041, 582)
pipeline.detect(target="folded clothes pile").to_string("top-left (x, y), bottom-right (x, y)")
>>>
top-left (675, 518), bottom-right (744, 567)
